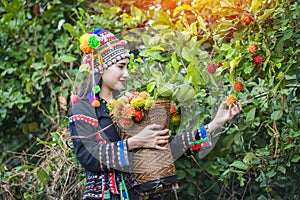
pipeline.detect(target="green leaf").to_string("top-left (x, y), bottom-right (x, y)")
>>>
top-left (23, 192), bottom-right (32, 200)
top-left (51, 132), bottom-right (61, 141)
top-left (176, 169), bottom-right (186, 179)
top-left (250, 0), bottom-right (263, 13)
top-left (291, 154), bottom-right (300, 163)
top-left (139, 50), bottom-right (167, 61)
top-left (220, 0), bottom-right (233, 7)
top-left (222, 168), bottom-right (245, 176)
top-left (197, 15), bottom-right (207, 32)
top-left (181, 47), bottom-right (193, 62)
top-left (187, 184), bottom-right (196, 196)
top-left (157, 83), bottom-right (173, 97)
top-left (275, 38), bottom-right (284, 55)
top-left (173, 4), bottom-right (190, 17)
top-left (130, 5), bottom-right (143, 21)
top-left (246, 108), bottom-right (256, 122)
top-left (63, 23), bottom-right (78, 37)
top-left (257, 195), bottom-right (268, 200)
top-left (271, 110), bottom-right (282, 120)
top-left (220, 43), bottom-right (231, 51)
top-left (36, 168), bottom-right (49, 186)
top-left (238, 173), bottom-right (246, 187)
top-left (50, 132), bottom-right (65, 150)
top-left (15, 165), bottom-right (36, 171)
top-left (282, 29), bottom-right (293, 40)
top-left (189, 21), bottom-right (198, 35)
top-left (187, 169), bottom-right (196, 177)
top-left (183, 159), bottom-right (191, 168)
top-left (230, 161), bottom-right (248, 170)
top-left (223, 132), bottom-right (236, 149)
top-left (277, 166), bottom-right (286, 174)
top-left (152, 11), bottom-right (174, 28)
top-left (283, 143), bottom-right (296, 150)
top-left (174, 84), bottom-right (196, 102)
top-left (149, 46), bottom-right (164, 51)
top-left (229, 54), bottom-right (241, 75)
top-left (258, 0), bottom-right (279, 20)
top-left (147, 82), bottom-right (156, 93)
top-left (243, 152), bottom-right (257, 164)
top-left (61, 55), bottom-right (77, 63)
top-left (171, 53), bottom-right (181, 72)
top-left (225, 49), bottom-right (235, 59)
top-left (44, 52), bottom-right (53, 64)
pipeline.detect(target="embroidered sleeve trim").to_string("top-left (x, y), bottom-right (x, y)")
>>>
top-left (69, 114), bottom-right (99, 127)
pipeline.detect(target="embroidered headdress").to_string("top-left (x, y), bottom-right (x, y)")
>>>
top-left (71, 28), bottom-right (130, 107)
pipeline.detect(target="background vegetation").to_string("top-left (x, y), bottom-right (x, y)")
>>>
top-left (0, 0), bottom-right (299, 199)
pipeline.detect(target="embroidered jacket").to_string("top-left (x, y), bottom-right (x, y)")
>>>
top-left (69, 100), bottom-right (209, 199)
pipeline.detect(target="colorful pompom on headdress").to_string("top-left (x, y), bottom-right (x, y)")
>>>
top-left (71, 28), bottom-right (130, 107)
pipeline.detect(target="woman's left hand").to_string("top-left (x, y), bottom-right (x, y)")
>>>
top-left (208, 101), bottom-right (242, 132)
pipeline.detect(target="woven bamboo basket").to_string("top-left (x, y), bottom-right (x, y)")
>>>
top-left (120, 100), bottom-right (177, 194)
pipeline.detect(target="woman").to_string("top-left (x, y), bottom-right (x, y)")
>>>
top-left (69, 28), bottom-right (242, 200)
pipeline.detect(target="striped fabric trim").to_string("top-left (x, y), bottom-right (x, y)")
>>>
top-left (69, 114), bottom-right (98, 127)
top-left (98, 39), bottom-right (127, 55)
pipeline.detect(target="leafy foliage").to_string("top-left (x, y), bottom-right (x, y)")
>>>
top-left (1, 0), bottom-right (299, 199)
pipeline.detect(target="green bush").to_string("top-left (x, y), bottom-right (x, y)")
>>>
top-left (1, 0), bottom-right (299, 199)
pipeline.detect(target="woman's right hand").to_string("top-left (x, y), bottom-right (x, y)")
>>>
top-left (127, 124), bottom-right (170, 150)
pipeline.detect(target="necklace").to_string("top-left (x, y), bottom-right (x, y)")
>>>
top-left (99, 95), bottom-right (113, 103)
top-left (97, 98), bottom-right (111, 116)
top-left (99, 97), bottom-right (108, 105)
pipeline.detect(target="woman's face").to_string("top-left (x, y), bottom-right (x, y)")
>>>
top-left (101, 58), bottom-right (130, 91)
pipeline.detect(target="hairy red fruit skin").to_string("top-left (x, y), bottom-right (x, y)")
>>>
top-left (206, 63), bottom-right (217, 74)
top-left (170, 105), bottom-right (177, 115)
top-left (128, 92), bottom-right (139, 103)
top-left (243, 15), bottom-right (254, 25)
top-left (226, 95), bottom-right (237, 106)
top-left (248, 43), bottom-right (257, 54)
top-left (234, 82), bottom-right (244, 92)
top-left (133, 110), bottom-right (144, 122)
top-left (253, 55), bottom-right (264, 65)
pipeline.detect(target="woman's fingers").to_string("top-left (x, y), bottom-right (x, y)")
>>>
top-left (156, 128), bottom-right (169, 135)
top-left (146, 123), bottom-right (161, 130)
top-left (136, 124), bottom-right (170, 150)
top-left (220, 100), bottom-right (228, 109)
top-left (236, 101), bottom-right (242, 110)
top-left (156, 135), bottom-right (170, 144)
top-left (232, 101), bottom-right (242, 115)
top-left (153, 145), bottom-right (169, 150)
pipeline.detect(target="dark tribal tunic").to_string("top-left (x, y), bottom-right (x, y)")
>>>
top-left (69, 99), bottom-right (207, 200)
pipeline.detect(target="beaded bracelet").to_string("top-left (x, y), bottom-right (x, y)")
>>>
top-left (99, 145), bottom-right (103, 171)
top-left (190, 125), bottom-right (212, 151)
top-left (123, 139), bottom-right (129, 166)
top-left (199, 125), bottom-right (207, 138)
top-left (117, 144), bottom-right (121, 168)
top-left (190, 141), bottom-right (212, 151)
top-left (189, 137), bottom-right (209, 146)
top-left (182, 133), bottom-right (187, 152)
top-left (106, 144), bottom-right (110, 169)
top-left (111, 143), bottom-right (116, 169)
top-left (119, 140), bottom-right (126, 167)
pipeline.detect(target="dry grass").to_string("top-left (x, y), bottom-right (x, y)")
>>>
top-left (1, 128), bottom-right (85, 200)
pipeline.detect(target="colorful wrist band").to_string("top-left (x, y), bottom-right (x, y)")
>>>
top-left (123, 139), bottom-right (129, 166)
top-left (205, 124), bottom-right (209, 133)
top-left (199, 125), bottom-right (207, 138)
top-left (189, 137), bottom-right (209, 146)
top-left (119, 140), bottom-right (126, 167)
top-left (201, 141), bottom-right (212, 149)
top-left (106, 144), bottom-right (110, 169)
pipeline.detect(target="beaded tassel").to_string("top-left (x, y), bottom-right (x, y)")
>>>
top-left (119, 174), bottom-right (129, 200)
